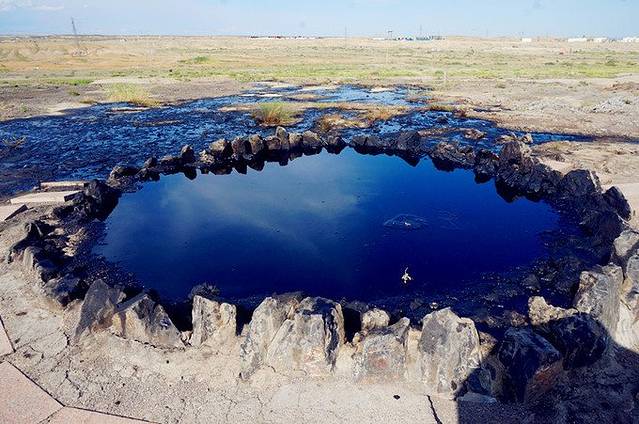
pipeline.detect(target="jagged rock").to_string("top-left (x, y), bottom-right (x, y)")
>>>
top-left (557, 169), bottom-right (601, 198)
top-left (239, 293), bottom-right (301, 379)
top-left (75, 279), bottom-right (125, 339)
top-left (190, 295), bottom-right (236, 347)
top-left (496, 133), bottom-right (519, 144)
top-left (43, 274), bottom-right (81, 305)
top-left (522, 274), bottom-right (541, 291)
top-left (179, 145), bottom-right (196, 164)
top-left (248, 134), bottom-right (264, 156)
top-left (499, 141), bottom-right (531, 164)
top-left (325, 135), bottom-right (345, 149)
top-left (263, 135), bottom-right (282, 151)
top-left (302, 131), bottom-right (322, 150)
top-left (209, 139), bottom-right (232, 160)
top-left (353, 318), bottom-right (410, 381)
top-left (275, 127), bottom-right (290, 150)
top-left (521, 133), bottom-right (534, 144)
top-left (21, 246), bottom-right (56, 281)
top-left (395, 131), bottom-right (421, 151)
top-left (265, 297), bottom-right (345, 376)
top-left (110, 293), bottom-right (183, 348)
top-left (419, 308), bottom-right (482, 395)
top-left (497, 327), bottom-right (562, 403)
top-left (474, 149), bottom-right (500, 178)
top-left (623, 252), bottom-right (639, 319)
top-left (528, 297), bottom-right (607, 369)
top-left (614, 230), bottom-right (639, 261)
top-left (528, 297), bottom-right (576, 326)
top-left (361, 308), bottom-right (390, 332)
top-left (143, 156), bottom-right (158, 168)
top-left (6, 220), bottom-right (48, 263)
top-left (352, 134), bottom-right (392, 150)
top-left (288, 132), bottom-right (303, 150)
top-left (430, 142), bottom-right (475, 169)
top-left (496, 142), bottom-right (560, 196)
top-left (159, 155), bottom-right (180, 168)
top-left (230, 136), bottom-right (248, 160)
top-left (82, 180), bottom-right (120, 219)
top-left (573, 264), bottom-right (623, 335)
top-left (463, 129), bottom-right (486, 140)
top-left (604, 186), bottom-right (632, 220)
top-left (544, 314), bottom-right (608, 369)
top-left (108, 164), bottom-right (139, 180)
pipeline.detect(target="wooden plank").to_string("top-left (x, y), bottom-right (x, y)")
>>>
top-left (0, 204), bottom-right (27, 221)
top-left (10, 191), bottom-right (80, 205)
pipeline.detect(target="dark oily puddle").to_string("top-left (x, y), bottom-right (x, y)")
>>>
top-left (94, 148), bottom-right (585, 321)
top-left (0, 84), bottom-right (586, 197)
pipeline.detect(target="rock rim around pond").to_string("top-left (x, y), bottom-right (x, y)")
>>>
top-left (3, 125), bottom-right (638, 407)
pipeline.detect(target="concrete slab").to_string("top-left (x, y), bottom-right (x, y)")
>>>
top-left (46, 407), bottom-right (151, 423)
top-left (40, 181), bottom-right (88, 190)
top-left (9, 191), bottom-right (80, 205)
top-left (0, 204), bottom-right (27, 222)
top-left (0, 317), bottom-right (12, 356)
top-left (0, 362), bottom-right (62, 424)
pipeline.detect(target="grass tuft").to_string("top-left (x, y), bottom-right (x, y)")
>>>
top-left (252, 102), bottom-right (298, 126)
top-left (106, 83), bottom-right (159, 107)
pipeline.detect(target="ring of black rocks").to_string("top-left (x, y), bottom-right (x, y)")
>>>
top-left (6, 126), bottom-right (639, 407)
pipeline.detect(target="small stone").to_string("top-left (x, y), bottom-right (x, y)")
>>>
top-left (361, 308), bottom-right (391, 332)
top-left (75, 280), bottom-right (125, 339)
top-left (288, 132), bottom-right (303, 149)
top-left (248, 134), bottom-right (264, 156)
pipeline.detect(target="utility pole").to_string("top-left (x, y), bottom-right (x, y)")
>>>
top-left (70, 17), bottom-right (84, 56)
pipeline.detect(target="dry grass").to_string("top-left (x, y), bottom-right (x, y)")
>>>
top-left (360, 106), bottom-right (408, 123)
top-left (252, 102), bottom-right (298, 126)
top-left (106, 83), bottom-right (160, 107)
top-left (316, 113), bottom-right (366, 133)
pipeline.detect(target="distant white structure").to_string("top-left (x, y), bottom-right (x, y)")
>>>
top-left (521, 37), bottom-right (533, 43)
top-left (621, 37), bottom-right (639, 43)
top-left (593, 37), bottom-right (608, 43)
top-left (567, 37), bottom-right (588, 43)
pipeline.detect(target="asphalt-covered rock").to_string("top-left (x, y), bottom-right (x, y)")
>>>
top-left (82, 179), bottom-right (120, 220)
top-left (179, 144), bottom-right (196, 164)
top-left (302, 130), bottom-right (322, 151)
top-left (474, 149), bottom-right (500, 179)
top-left (265, 297), bottom-right (345, 376)
top-left (623, 252), bottom-right (639, 319)
top-left (395, 131), bottom-right (421, 151)
top-left (429, 142), bottom-right (476, 169)
top-left (604, 186), bottom-right (633, 220)
top-left (230, 136), bottom-right (248, 160)
top-left (239, 293), bottom-right (301, 379)
top-left (108, 164), bottom-right (139, 181)
top-left (190, 295), bottom-right (237, 347)
top-left (496, 141), bottom-right (561, 196)
top-left (573, 264), bottom-right (623, 335)
top-left (528, 297), bottom-right (607, 369)
top-left (419, 308), bottom-right (482, 395)
top-left (497, 327), bottom-right (562, 403)
top-left (613, 229), bottom-right (639, 262)
top-left (352, 318), bottom-right (410, 381)
top-left (247, 134), bottom-right (264, 156)
top-left (208, 139), bottom-right (232, 160)
top-left (110, 293), bottom-right (183, 349)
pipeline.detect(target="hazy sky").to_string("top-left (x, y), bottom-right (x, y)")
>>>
top-left (0, 0), bottom-right (637, 37)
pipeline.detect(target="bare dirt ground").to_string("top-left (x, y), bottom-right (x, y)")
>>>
top-left (2, 36), bottom-right (639, 423)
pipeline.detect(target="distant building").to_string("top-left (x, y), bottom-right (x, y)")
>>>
top-left (521, 37), bottom-right (533, 43)
top-left (593, 37), bottom-right (608, 43)
top-left (567, 37), bottom-right (588, 43)
top-left (621, 37), bottom-right (639, 43)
